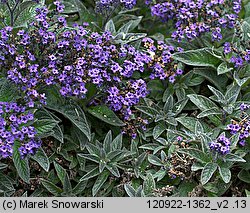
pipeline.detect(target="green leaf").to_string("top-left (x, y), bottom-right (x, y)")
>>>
top-left (204, 179), bottom-right (231, 196)
top-left (99, 159), bottom-right (106, 173)
top-left (14, 1), bottom-right (37, 21)
top-left (40, 179), bottom-right (63, 196)
top-left (218, 166), bottom-right (231, 184)
top-left (47, 101), bottom-right (91, 140)
top-left (188, 94), bottom-right (220, 124)
top-left (244, 2), bottom-right (250, 17)
top-left (150, 33), bottom-right (165, 41)
top-left (224, 153), bottom-right (246, 162)
top-left (186, 75), bottom-right (205, 86)
top-left (53, 162), bottom-right (66, 184)
top-left (242, 21), bottom-right (250, 42)
top-left (51, 124), bottom-right (64, 143)
top-left (225, 84), bottom-right (241, 105)
top-left (0, 163), bottom-right (8, 170)
top-left (201, 163), bottom-right (218, 185)
top-left (143, 173), bottom-right (155, 196)
top-left (200, 134), bottom-right (212, 153)
top-left (111, 133), bottom-right (123, 151)
top-left (197, 107), bottom-right (222, 118)
top-left (238, 169), bottom-right (250, 183)
top-left (86, 143), bottom-right (100, 157)
top-left (33, 119), bottom-right (58, 137)
top-left (195, 121), bottom-right (204, 135)
top-left (69, 157), bottom-right (78, 169)
top-left (245, 190), bottom-right (250, 197)
top-left (163, 95), bottom-right (174, 112)
top-left (233, 71), bottom-right (250, 87)
top-left (105, 19), bottom-right (116, 34)
top-left (124, 184), bottom-right (136, 197)
top-left (139, 143), bottom-right (159, 151)
top-left (106, 164), bottom-right (120, 177)
top-left (176, 116), bottom-right (196, 132)
top-left (74, 0), bottom-right (94, 22)
top-left (53, 162), bottom-right (72, 194)
top-left (13, 142), bottom-right (30, 184)
top-left (173, 98), bottom-right (189, 115)
top-left (92, 170), bottom-right (110, 196)
top-left (77, 155), bottom-right (86, 171)
top-left (80, 167), bottom-right (100, 181)
top-left (178, 148), bottom-right (210, 163)
top-left (188, 94), bottom-right (219, 111)
top-left (177, 181), bottom-right (196, 196)
top-left (13, 0), bottom-right (41, 27)
top-left (135, 186), bottom-right (145, 197)
top-left (79, 154), bottom-right (99, 163)
top-left (0, 78), bottom-right (18, 102)
top-left (62, 0), bottom-right (79, 13)
top-left (193, 67), bottom-right (228, 91)
top-left (230, 133), bottom-right (240, 150)
top-left (217, 62), bottom-right (233, 75)
top-left (165, 117), bottom-right (178, 126)
top-left (72, 180), bottom-right (88, 196)
top-left (117, 16), bottom-right (142, 34)
top-left (208, 85), bottom-right (225, 103)
top-left (31, 148), bottom-right (50, 172)
top-left (135, 106), bottom-right (159, 118)
top-left (71, 126), bottom-right (88, 150)
top-left (165, 38), bottom-right (197, 51)
top-left (0, 173), bottom-right (15, 193)
top-left (88, 105), bottom-right (125, 126)
top-left (172, 48), bottom-right (222, 68)
top-left (126, 32), bottom-right (146, 43)
top-left (108, 150), bottom-right (131, 162)
top-left (191, 162), bottom-right (204, 171)
top-left (103, 131), bottom-right (112, 153)
top-left (148, 154), bottom-right (163, 166)
top-left (153, 123), bottom-right (166, 139)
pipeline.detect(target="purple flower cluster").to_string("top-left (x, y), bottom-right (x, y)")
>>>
top-left (142, 37), bottom-right (183, 82)
top-left (0, 1), bottom-right (188, 140)
top-left (149, 0), bottom-right (241, 42)
top-left (227, 103), bottom-right (250, 146)
top-left (1, 1), bottom-right (167, 139)
top-left (0, 102), bottom-right (41, 159)
top-left (223, 42), bottom-right (250, 68)
top-left (95, 0), bottom-right (137, 13)
top-left (106, 79), bottom-right (148, 138)
top-left (209, 135), bottom-right (231, 155)
top-left (106, 79), bottom-right (148, 119)
top-left (1, 4), bottom-right (149, 105)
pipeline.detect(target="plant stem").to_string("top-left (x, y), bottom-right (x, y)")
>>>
top-left (5, 0), bottom-right (20, 26)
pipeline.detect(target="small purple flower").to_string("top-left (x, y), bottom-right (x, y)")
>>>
top-left (224, 42), bottom-right (232, 54)
top-left (209, 135), bottom-right (231, 155)
top-left (48, 54), bottom-right (57, 61)
top-left (240, 103), bottom-right (250, 111)
top-left (176, 136), bottom-right (183, 141)
top-left (0, 102), bottom-right (41, 159)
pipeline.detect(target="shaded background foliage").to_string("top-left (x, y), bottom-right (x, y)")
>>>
top-left (0, 0), bottom-right (250, 197)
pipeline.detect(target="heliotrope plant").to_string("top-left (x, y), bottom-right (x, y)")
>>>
top-left (142, 37), bottom-right (183, 82)
top-left (0, 0), bottom-right (187, 142)
top-left (209, 134), bottom-right (231, 155)
top-left (148, 0), bottom-right (241, 41)
top-left (227, 103), bottom-right (250, 146)
top-left (0, 102), bottom-right (41, 159)
top-left (95, 0), bottom-right (137, 14)
top-left (224, 41), bottom-right (250, 68)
